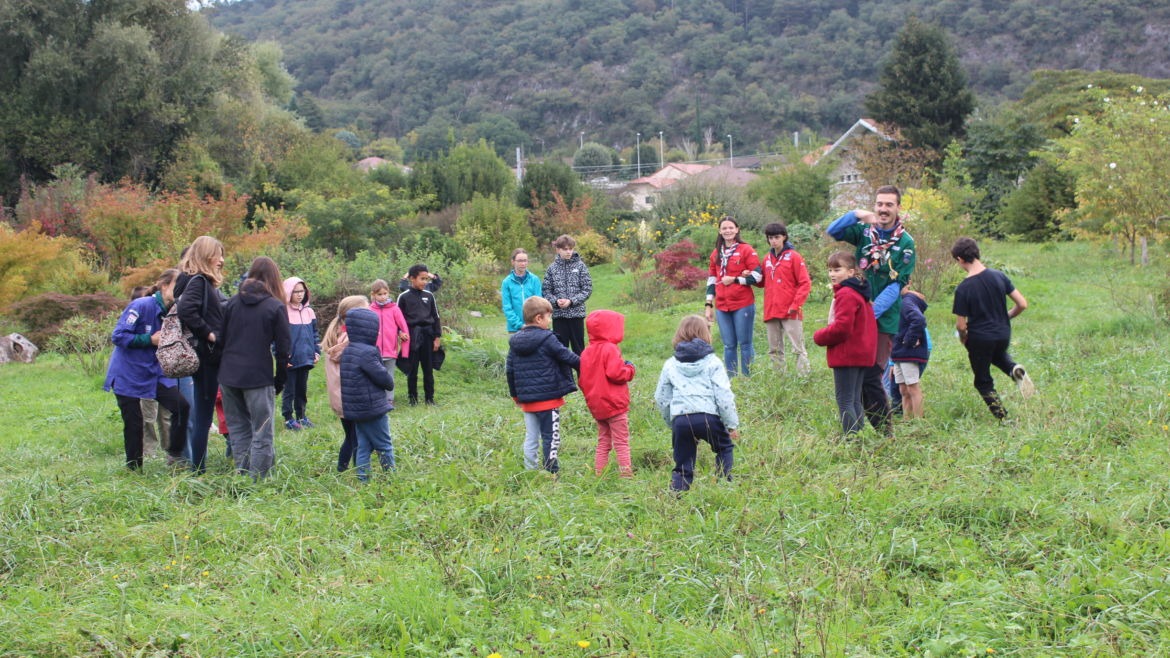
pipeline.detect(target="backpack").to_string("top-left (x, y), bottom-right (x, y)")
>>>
top-left (156, 306), bottom-right (199, 378)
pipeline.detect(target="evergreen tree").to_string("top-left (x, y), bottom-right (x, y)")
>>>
top-left (295, 93), bottom-right (326, 133)
top-left (864, 17), bottom-right (975, 152)
top-left (517, 161), bottom-right (584, 210)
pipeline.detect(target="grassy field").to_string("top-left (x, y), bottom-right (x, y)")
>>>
top-left (1, 241), bottom-right (1168, 656)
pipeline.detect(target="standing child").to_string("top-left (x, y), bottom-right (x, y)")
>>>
top-left (579, 310), bottom-right (637, 477)
top-left (322, 295), bottom-right (370, 472)
top-left (104, 269), bottom-right (190, 469)
top-left (813, 252), bottom-right (878, 438)
top-left (951, 237), bottom-right (1033, 420)
top-left (340, 307), bottom-right (397, 481)
top-left (890, 286), bottom-right (929, 418)
top-left (542, 234), bottom-right (592, 354)
top-left (506, 296), bottom-right (581, 474)
top-left (368, 278), bottom-right (410, 407)
top-left (281, 277), bottom-right (320, 430)
top-left (758, 222), bottom-right (812, 375)
top-left (654, 315), bottom-right (740, 492)
top-left (397, 264), bottom-right (442, 406)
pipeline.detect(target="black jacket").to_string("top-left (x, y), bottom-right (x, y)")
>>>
top-left (218, 279), bottom-right (291, 391)
top-left (506, 325), bottom-right (580, 403)
top-left (340, 308), bottom-right (394, 421)
top-left (397, 287), bottom-right (442, 346)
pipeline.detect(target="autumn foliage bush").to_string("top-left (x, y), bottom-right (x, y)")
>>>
top-left (8, 292), bottom-right (124, 348)
top-left (653, 239), bottom-right (706, 290)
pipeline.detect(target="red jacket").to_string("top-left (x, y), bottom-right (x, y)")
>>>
top-left (708, 242), bottom-right (760, 312)
top-left (813, 278), bottom-right (877, 368)
top-left (579, 310), bottom-right (636, 420)
top-left (758, 244), bottom-right (811, 321)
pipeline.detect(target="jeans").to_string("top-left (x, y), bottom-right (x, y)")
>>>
top-left (221, 384), bottom-right (277, 479)
top-left (670, 413), bottom-right (734, 491)
top-left (832, 366), bottom-right (867, 437)
top-left (522, 408), bottom-right (561, 473)
top-left (714, 304), bottom-right (755, 377)
top-left (354, 415), bottom-right (395, 481)
top-left (189, 364), bottom-right (219, 473)
top-left (177, 376), bottom-right (195, 462)
top-left (116, 384), bottom-right (188, 469)
top-left (280, 366), bottom-right (311, 421)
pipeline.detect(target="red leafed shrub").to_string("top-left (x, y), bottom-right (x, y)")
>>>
top-left (654, 239), bottom-right (706, 290)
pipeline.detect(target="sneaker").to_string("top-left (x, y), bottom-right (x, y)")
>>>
top-left (284, 419), bottom-right (303, 431)
top-left (1011, 365), bottom-right (1036, 399)
top-left (298, 418), bottom-right (314, 429)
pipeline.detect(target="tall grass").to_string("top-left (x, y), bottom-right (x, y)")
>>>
top-left (1, 242), bottom-right (1167, 656)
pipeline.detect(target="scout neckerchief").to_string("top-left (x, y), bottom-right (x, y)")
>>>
top-left (860, 220), bottom-right (905, 281)
top-left (718, 241), bottom-right (740, 278)
top-left (765, 242), bottom-right (792, 283)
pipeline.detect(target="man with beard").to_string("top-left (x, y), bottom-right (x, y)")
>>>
top-left (826, 185), bottom-right (916, 437)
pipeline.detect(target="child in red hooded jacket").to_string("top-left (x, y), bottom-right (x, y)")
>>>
top-left (813, 251), bottom-right (878, 439)
top-left (579, 310), bottom-right (637, 476)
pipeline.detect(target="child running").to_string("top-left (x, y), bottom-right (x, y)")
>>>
top-left (321, 295), bottom-right (370, 472)
top-left (813, 251), bottom-right (878, 439)
top-left (579, 310), bottom-right (637, 477)
top-left (281, 276), bottom-right (320, 430)
top-left (340, 307), bottom-right (397, 481)
top-left (369, 278), bottom-right (410, 408)
top-left (654, 315), bottom-right (739, 492)
top-left (506, 296), bottom-right (580, 474)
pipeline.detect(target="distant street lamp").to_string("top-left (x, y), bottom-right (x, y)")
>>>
top-left (658, 131), bottom-right (664, 170)
top-left (636, 132), bottom-right (642, 178)
top-left (579, 131), bottom-right (585, 149)
top-left (727, 134), bottom-right (734, 168)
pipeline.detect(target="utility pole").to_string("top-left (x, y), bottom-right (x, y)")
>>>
top-left (658, 131), bottom-right (664, 170)
top-left (727, 134), bottom-right (733, 168)
top-left (636, 132), bottom-right (641, 178)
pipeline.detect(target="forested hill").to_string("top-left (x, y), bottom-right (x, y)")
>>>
top-left (207, 0), bottom-right (1170, 151)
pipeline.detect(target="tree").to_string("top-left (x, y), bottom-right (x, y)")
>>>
top-left (747, 160), bottom-right (833, 226)
top-left (455, 193), bottom-right (535, 262)
top-left (865, 17), bottom-right (975, 153)
top-left (1048, 90), bottom-right (1170, 263)
top-left (996, 161), bottom-right (1074, 241)
top-left (517, 161), bottom-right (584, 210)
top-left (573, 142), bottom-right (616, 177)
top-left (962, 110), bottom-right (1044, 234)
top-left (429, 140), bottom-right (514, 208)
top-left (294, 93), bottom-right (326, 132)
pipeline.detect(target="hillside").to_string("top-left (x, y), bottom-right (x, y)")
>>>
top-left (206, 0), bottom-right (1170, 152)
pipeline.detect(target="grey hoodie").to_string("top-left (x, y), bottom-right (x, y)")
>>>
top-left (654, 339), bottom-right (739, 428)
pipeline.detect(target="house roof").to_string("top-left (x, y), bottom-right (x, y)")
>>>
top-left (818, 118), bottom-right (896, 163)
top-left (626, 162), bottom-right (712, 189)
top-left (687, 164), bottom-right (757, 187)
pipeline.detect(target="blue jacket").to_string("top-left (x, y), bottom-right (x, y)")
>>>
top-left (891, 293), bottom-right (930, 363)
top-left (283, 276), bottom-right (320, 369)
top-left (654, 339), bottom-right (739, 428)
top-left (506, 325), bottom-right (580, 403)
top-left (104, 293), bottom-right (175, 398)
top-left (501, 270), bottom-right (542, 332)
top-left (340, 308), bottom-right (394, 421)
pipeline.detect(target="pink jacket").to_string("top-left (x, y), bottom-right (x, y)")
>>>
top-left (369, 301), bottom-right (410, 359)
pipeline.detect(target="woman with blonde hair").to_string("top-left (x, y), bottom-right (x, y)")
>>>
top-left (176, 235), bottom-right (226, 473)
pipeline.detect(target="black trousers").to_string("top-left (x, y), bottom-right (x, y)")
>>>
top-left (670, 413), bottom-right (734, 491)
top-left (405, 331), bottom-right (435, 403)
top-left (965, 337), bottom-right (1016, 419)
top-left (552, 317), bottom-right (586, 355)
top-left (116, 383), bottom-right (188, 469)
top-left (281, 366), bottom-right (311, 421)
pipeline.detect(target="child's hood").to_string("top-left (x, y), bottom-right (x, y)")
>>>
top-left (837, 276), bottom-right (871, 300)
top-left (903, 290), bottom-right (927, 313)
top-left (238, 278), bottom-right (273, 305)
top-left (585, 310), bottom-right (624, 344)
top-left (508, 325), bottom-right (557, 357)
top-left (673, 338), bottom-right (714, 363)
top-left (343, 308), bottom-right (379, 347)
top-left (283, 277), bottom-right (311, 307)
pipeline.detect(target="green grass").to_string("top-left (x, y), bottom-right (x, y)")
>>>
top-left (2, 242), bottom-right (1169, 656)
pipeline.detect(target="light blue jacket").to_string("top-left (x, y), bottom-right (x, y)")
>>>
top-left (501, 270), bottom-right (542, 332)
top-left (654, 339), bottom-right (739, 429)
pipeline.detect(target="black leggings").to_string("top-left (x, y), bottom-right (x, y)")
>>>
top-left (116, 384), bottom-right (188, 469)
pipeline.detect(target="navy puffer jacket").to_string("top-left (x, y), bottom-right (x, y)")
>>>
top-left (506, 325), bottom-right (580, 403)
top-left (340, 308), bottom-right (394, 421)
top-left (891, 292), bottom-right (930, 363)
